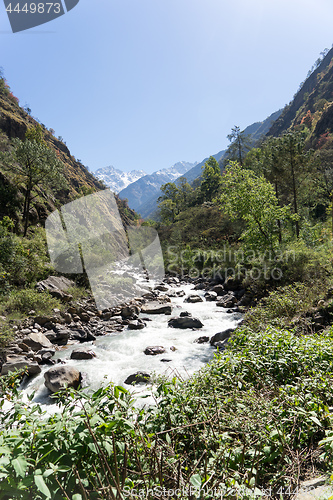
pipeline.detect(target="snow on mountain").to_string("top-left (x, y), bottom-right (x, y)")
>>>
top-left (94, 166), bottom-right (147, 193)
top-left (118, 161), bottom-right (197, 212)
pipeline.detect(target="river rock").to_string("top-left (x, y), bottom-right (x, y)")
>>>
top-left (194, 336), bottom-right (210, 344)
top-left (121, 305), bottom-right (141, 319)
top-left (154, 284), bottom-right (169, 292)
top-left (40, 352), bottom-right (56, 365)
top-left (34, 316), bottom-right (52, 326)
top-left (184, 295), bottom-right (203, 303)
top-left (224, 276), bottom-right (244, 291)
top-left (128, 319), bottom-right (146, 330)
top-left (210, 328), bottom-right (235, 346)
top-left (1, 356), bottom-right (41, 376)
top-left (44, 365), bottom-right (81, 392)
top-left (124, 372), bottom-right (151, 385)
top-left (204, 291), bottom-right (217, 301)
top-left (211, 284), bottom-right (227, 296)
top-left (45, 327), bottom-right (70, 345)
top-left (70, 348), bottom-right (96, 360)
top-left (20, 332), bottom-right (53, 352)
top-left (144, 346), bottom-right (166, 355)
top-left (216, 294), bottom-right (238, 308)
top-left (168, 316), bottom-right (203, 329)
top-left (141, 302), bottom-right (172, 315)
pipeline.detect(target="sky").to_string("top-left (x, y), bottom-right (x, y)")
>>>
top-left (0, 0), bottom-right (333, 174)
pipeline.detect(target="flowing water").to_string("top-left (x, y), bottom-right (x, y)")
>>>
top-left (19, 283), bottom-right (242, 413)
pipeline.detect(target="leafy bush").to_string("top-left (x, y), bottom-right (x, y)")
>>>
top-left (1, 289), bottom-right (61, 317)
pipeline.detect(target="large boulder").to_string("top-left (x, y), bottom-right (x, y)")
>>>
top-left (184, 295), bottom-right (203, 303)
top-left (141, 302), bottom-right (172, 315)
top-left (144, 346), bottom-right (166, 356)
top-left (121, 305), bottom-right (141, 319)
top-left (36, 276), bottom-right (74, 301)
top-left (216, 294), bottom-right (238, 308)
top-left (210, 328), bottom-right (235, 346)
top-left (44, 365), bottom-right (81, 392)
top-left (204, 291), bottom-right (218, 302)
top-left (70, 348), bottom-right (96, 360)
top-left (128, 319), bottom-right (146, 330)
top-left (211, 285), bottom-right (226, 296)
top-left (1, 356), bottom-right (41, 376)
top-left (19, 332), bottom-right (53, 352)
top-left (168, 316), bottom-right (204, 329)
top-left (124, 372), bottom-right (151, 385)
top-left (44, 327), bottom-right (70, 346)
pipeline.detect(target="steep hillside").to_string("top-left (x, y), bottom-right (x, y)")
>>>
top-left (0, 78), bottom-right (138, 229)
top-left (268, 47), bottom-right (333, 146)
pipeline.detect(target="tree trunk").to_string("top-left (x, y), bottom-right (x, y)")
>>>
top-left (23, 189), bottom-right (31, 237)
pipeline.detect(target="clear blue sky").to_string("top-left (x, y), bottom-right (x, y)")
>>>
top-left (1, 0), bottom-right (333, 174)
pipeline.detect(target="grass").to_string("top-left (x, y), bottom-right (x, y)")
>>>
top-left (1, 326), bottom-right (333, 498)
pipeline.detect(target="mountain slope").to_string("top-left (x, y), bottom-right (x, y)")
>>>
top-left (94, 166), bottom-right (147, 193)
top-left (118, 161), bottom-right (197, 212)
top-left (137, 110), bottom-right (282, 219)
top-left (267, 47), bottom-right (333, 143)
top-left (0, 78), bottom-right (138, 229)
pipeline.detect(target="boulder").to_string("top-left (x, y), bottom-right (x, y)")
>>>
top-left (194, 336), bottom-right (210, 344)
top-left (154, 284), bottom-right (169, 292)
top-left (36, 276), bottom-right (74, 301)
top-left (224, 276), bottom-right (244, 291)
top-left (34, 316), bottom-right (52, 326)
top-left (124, 372), bottom-right (151, 385)
top-left (1, 356), bottom-right (41, 376)
top-left (141, 302), bottom-right (172, 315)
top-left (128, 319), bottom-right (146, 330)
top-left (44, 328), bottom-right (70, 346)
top-left (70, 348), bottom-right (96, 360)
top-left (144, 346), bottom-right (166, 356)
top-left (180, 311), bottom-right (191, 317)
top-left (211, 284), bottom-right (226, 296)
top-left (44, 365), bottom-right (81, 392)
top-left (121, 305), bottom-right (141, 319)
top-left (210, 328), bottom-right (235, 346)
top-left (184, 295), bottom-right (203, 303)
top-left (168, 316), bottom-right (203, 329)
top-left (204, 291), bottom-right (217, 301)
top-left (216, 294), bottom-right (238, 308)
top-left (20, 332), bottom-right (53, 352)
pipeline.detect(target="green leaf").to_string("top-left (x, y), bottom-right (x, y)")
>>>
top-left (12, 457), bottom-right (28, 478)
top-left (309, 415), bottom-right (322, 427)
top-left (34, 474), bottom-right (51, 498)
top-left (190, 473), bottom-right (202, 489)
top-left (72, 495), bottom-right (83, 500)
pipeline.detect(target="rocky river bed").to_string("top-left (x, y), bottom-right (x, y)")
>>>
top-left (1, 273), bottom-right (248, 411)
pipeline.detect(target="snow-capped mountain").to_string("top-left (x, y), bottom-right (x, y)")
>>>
top-left (94, 166), bottom-right (146, 193)
top-left (118, 161), bottom-right (197, 212)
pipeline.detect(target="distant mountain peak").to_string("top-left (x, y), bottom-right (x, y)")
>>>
top-left (94, 166), bottom-right (147, 193)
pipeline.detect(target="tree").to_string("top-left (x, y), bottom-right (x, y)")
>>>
top-left (157, 182), bottom-right (180, 224)
top-left (217, 162), bottom-right (293, 252)
top-left (200, 156), bottom-right (222, 202)
top-left (3, 126), bottom-right (67, 236)
top-left (224, 126), bottom-right (252, 166)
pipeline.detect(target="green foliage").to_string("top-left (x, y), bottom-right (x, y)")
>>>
top-left (0, 225), bottom-right (54, 293)
top-left (1, 289), bottom-right (61, 317)
top-left (199, 156), bottom-right (222, 202)
top-left (1, 130), bottom-right (67, 236)
top-left (224, 125), bottom-right (252, 166)
top-left (217, 162), bottom-right (294, 252)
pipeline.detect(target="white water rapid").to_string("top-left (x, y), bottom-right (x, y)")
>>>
top-left (19, 282), bottom-right (242, 413)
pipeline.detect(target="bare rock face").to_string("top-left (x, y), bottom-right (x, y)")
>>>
top-left (36, 276), bottom-right (74, 301)
top-left (44, 365), bottom-right (81, 392)
top-left (1, 356), bottom-right (41, 376)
